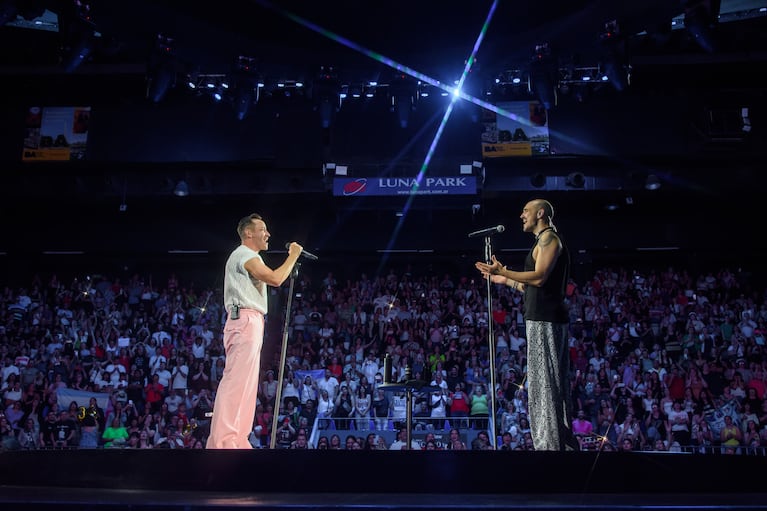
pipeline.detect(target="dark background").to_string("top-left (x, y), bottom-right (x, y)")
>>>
top-left (0, 0), bottom-right (765, 284)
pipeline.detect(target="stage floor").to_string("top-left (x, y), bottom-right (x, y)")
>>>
top-left (1, 449), bottom-right (766, 510)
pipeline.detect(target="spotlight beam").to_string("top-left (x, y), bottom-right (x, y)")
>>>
top-left (374, 0), bottom-right (499, 266)
top-left (416, 0), bottom-right (499, 179)
top-left (253, 1), bottom-right (665, 206)
top-left (253, 0), bottom-right (533, 127)
top-left (406, 0), bottom-right (499, 202)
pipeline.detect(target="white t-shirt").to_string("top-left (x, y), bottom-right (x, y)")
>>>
top-left (191, 341), bottom-right (206, 360)
top-left (156, 368), bottom-right (172, 388)
top-left (164, 393), bottom-right (183, 414)
top-left (430, 393), bottom-right (448, 418)
top-left (172, 364), bottom-right (189, 390)
top-left (151, 330), bottom-right (171, 344)
top-left (668, 408), bottom-right (689, 432)
top-left (317, 376), bottom-right (340, 401)
top-left (293, 312), bottom-right (307, 331)
top-left (390, 394), bottom-right (407, 420)
top-left (509, 334), bottom-right (525, 353)
top-left (389, 439), bottom-right (420, 450)
top-left (224, 245), bottom-right (268, 314)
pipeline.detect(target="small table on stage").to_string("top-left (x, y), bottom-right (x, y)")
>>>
top-left (378, 380), bottom-right (441, 449)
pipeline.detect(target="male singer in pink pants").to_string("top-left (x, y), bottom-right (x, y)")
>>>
top-left (207, 213), bottom-right (303, 449)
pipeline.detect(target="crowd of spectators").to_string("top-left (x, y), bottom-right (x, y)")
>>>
top-left (1, 261), bottom-right (767, 453)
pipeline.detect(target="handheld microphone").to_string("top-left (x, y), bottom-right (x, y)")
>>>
top-left (285, 243), bottom-right (318, 261)
top-left (468, 225), bottom-right (505, 238)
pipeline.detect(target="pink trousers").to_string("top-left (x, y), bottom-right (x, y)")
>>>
top-left (206, 309), bottom-right (264, 449)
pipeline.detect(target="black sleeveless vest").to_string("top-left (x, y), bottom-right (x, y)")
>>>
top-left (523, 228), bottom-right (570, 323)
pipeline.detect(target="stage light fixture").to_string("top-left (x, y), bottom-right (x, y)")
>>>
top-left (529, 42), bottom-right (557, 110)
top-left (492, 68), bottom-right (533, 100)
top-left (742, 107), bottom-right (751, 132)
top-left (566, 172), bottom-right (586, 188)
top-left (230, 55), bottom-right (262, 121)
top-left (174, 180), bottom-right (189, 197)
top-left (389, 73), bottom-right (417, 128)
top-left (232, 82), bottom-right (256, 121)
top-left (348, 83), bottom-right (363, 99)
top-left (1, 0), bottom-right (46, 27)
top-left (599, 20), bottom-right (630, 92)
top-left (530, 173), bottom-right (546, 188)
top-left (312, 65), bottom-right (341, 128)
top-left (145, 33), bottom-right (178, 103)
top-left (684, 0), bottom-right (720, 53)
top-left (59, 0), bottom-right (99, 74)
top-left (645, 174), bottom-right (661, 191)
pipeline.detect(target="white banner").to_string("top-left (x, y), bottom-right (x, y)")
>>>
top-left (57, 388), bottom-right (111, 412)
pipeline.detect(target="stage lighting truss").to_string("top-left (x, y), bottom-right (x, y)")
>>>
top-left (417, 83), bottom-right (433, 98)
top-left (1, 0), bottom-right (50, 30)
top-left (339, 81), bottom-right (382, 103)
top-left (186, 73), bottom-right (230, 100)
top-left (272, 79), bottom-right (305, 99)
top-left (558, 66), bottom-right (607, 87)
top-left (339, 78), bottom-right (455, 107)
top-left (497, 69), bottom-right (528, 87)
top-left (417, 81), bottom-right (450, 99)
top-left (339, 82), bottom-right (363, 99)
top-left (488, 69), bottom-right (532, 98)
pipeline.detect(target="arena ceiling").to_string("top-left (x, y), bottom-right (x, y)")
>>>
top-left (0, 1), bottom-right (765, 264)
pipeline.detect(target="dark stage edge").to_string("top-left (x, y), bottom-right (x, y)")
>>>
top-left (1, 449), bottom-right (767, 510)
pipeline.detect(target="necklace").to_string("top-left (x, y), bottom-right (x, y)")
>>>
top-left (535, 226), bottom-right (554, 241)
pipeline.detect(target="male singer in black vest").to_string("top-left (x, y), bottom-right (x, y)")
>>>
top-left (476, 198), bottom-right (575, 451)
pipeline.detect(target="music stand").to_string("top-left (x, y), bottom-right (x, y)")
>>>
top-left (379, 379), bottom-right (441, 449)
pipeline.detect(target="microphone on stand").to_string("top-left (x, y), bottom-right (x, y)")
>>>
top-left (284, 242), bottom-right (319, 261)
top-left (468, 225), bottom-right (505, 238)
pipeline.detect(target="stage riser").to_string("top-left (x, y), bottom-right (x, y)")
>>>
top-left (0, 450), bottom-right (765, 495)
top-left (3, 490), bottom-right (767, 511)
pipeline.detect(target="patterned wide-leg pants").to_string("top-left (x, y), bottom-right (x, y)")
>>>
top-left (525, 320), bottom-right (573, 451)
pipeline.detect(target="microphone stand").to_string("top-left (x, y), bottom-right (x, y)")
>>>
top-left (269, 261), bottom-right (301, 449)
top-left (483, 235), bottom-right (498, 450)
